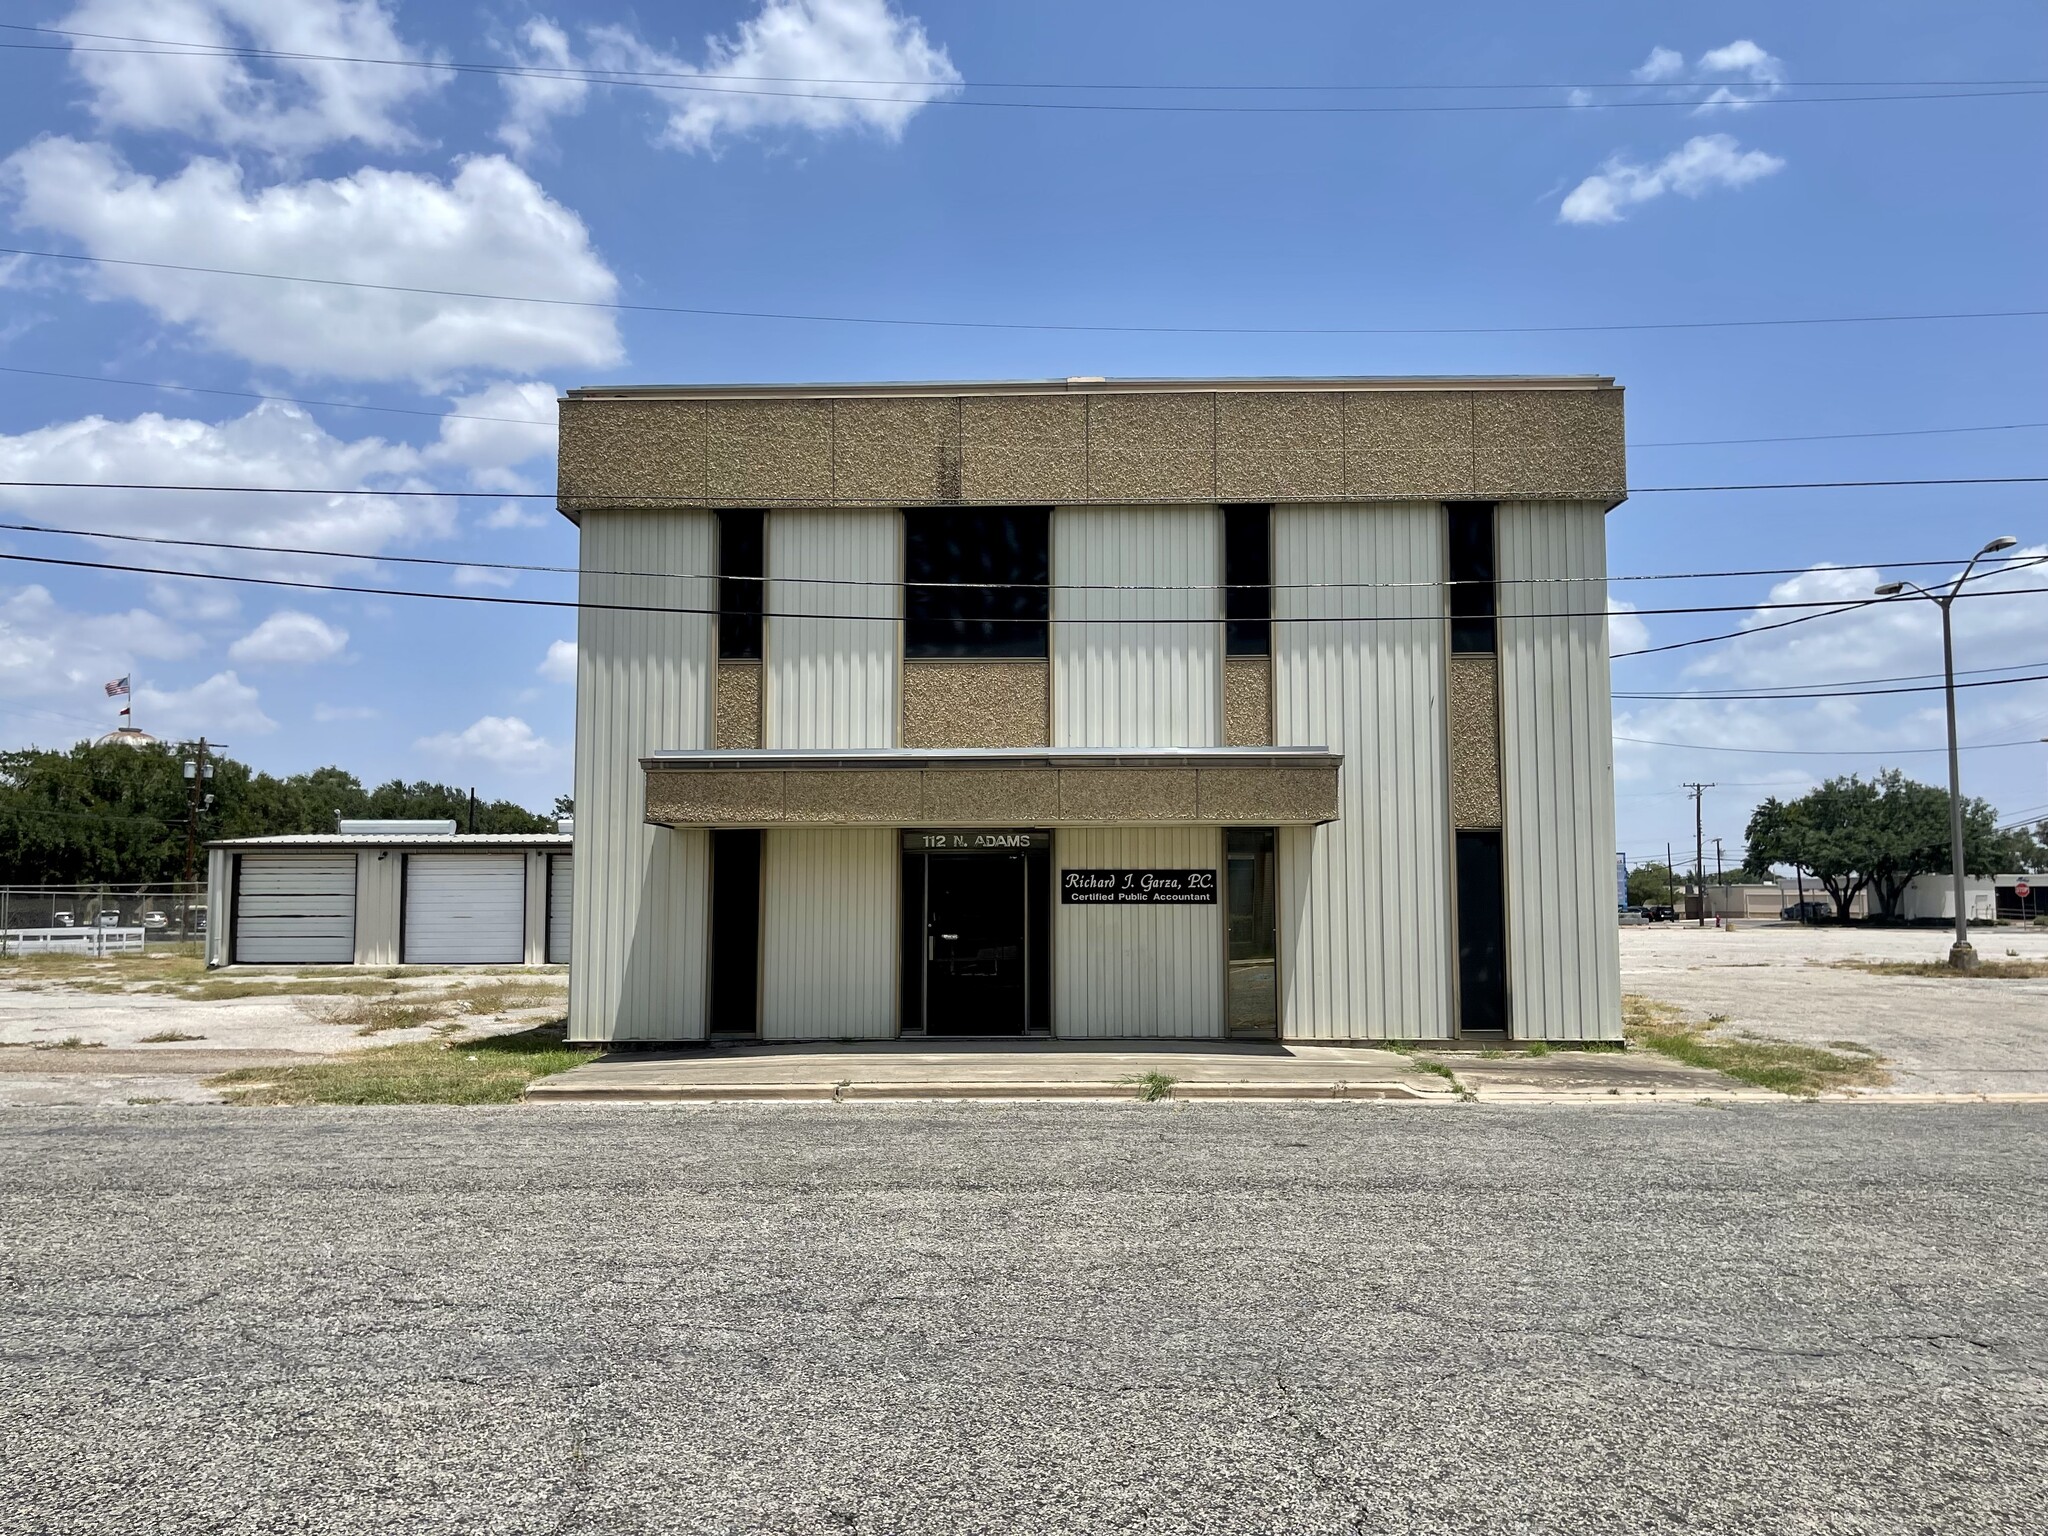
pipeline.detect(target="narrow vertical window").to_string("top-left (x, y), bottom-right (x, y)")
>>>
top-left (1226, 827), bottom-right (1278, 1037)
top-left (1223, 504), bottom-right (1272, 657)
top-left (717, 509), bottom-right (764, 661)
top-left (904, 508), bottom-right (1049, 658)
top-left (1455, 828), bottom-right (1507, 1035)
top-left (708, 829), bottom-right (761, 1034)
top-left (1447, 502), bottom-right (1497, 654)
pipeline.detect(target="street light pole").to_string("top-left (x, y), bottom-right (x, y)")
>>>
top-left (1874, 534), bottom-right (2018, 971)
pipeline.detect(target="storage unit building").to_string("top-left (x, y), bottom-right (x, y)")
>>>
top-left (204, 834), bottom-right (571, 968)
top-left (557, 375), bottom-right (1628, 1044)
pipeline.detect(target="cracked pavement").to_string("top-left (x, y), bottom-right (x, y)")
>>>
top-left (1, 1102), bottom-right (2042, 1534)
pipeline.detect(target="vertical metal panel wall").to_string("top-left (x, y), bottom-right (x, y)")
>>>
top-left (1273, 503), bottom-right (1453, 1039)
top-left (1498, 500), bottom-right (1623, 1041)
top-left (568, 509), bottom-right (716, 1042)
top-left (352, 850), bottom-right (401, 966)
top-left (205, 848), bottom-right (231, 966)
top-left (1053, 827), bottom-right (1225, 1037)
top-left (1051, 506), bottom-right (1221, 747)
top-left (760, 828), bottom-right (898, 1039)
top-left (766, 508), bottom-right (901, 749)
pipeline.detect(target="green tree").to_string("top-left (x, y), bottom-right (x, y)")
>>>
top-left (1625, 861), bottom-right (1677, 908)
top-left (1991, 820), bottom-right (2048, 874)
top-left (1743, 770), bottom-right (2002, 922)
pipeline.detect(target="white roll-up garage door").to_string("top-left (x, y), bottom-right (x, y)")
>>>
top-left (547, 853), bottom-right (572, 964)
top-left (403, 853), bottom-right (526, 964)
top-left (234, 853), bottom-right (357, 963)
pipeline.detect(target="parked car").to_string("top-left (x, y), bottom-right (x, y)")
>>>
top-left (139, 911), bottom-right (169, 930)
top-left (95, 911), bottom-right (123, 928)
top-left (52, 912), bottom-right (74, 927)
top-left (1780, 900), bottom-right (1830, 922)
top-left (1641, 903), bottom-right (1678, 923)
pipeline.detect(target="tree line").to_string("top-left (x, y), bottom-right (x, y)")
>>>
top-left (0, 739), bottom-right (564, 886)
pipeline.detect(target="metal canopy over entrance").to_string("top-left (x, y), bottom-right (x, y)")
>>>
top-left (900, 830), bottom-right (1050, 1037)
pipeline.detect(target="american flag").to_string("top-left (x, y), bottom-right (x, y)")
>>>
top-left (104, 675), bottom-right (129, 698)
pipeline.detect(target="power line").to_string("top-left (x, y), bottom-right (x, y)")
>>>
top-left (8, 547), bottom-right (2046, 628)
top-left (4, 518), bottom-right (2043, 596)
top-left (1616, 670), bottom-right (2048, 702)
top-left (5, 244), bottom-right (2045, 340)
top-left (3, 472), bottom-right (2043, 500)
top-left (6, 23), bottom-right (2035, 95)
top-left (8, 358), bottom-right (2045, 455)
top-left (1618, 658), bottom-right (2048, 698)
top-left (5, 30), bottom-right (2041, 114)
top-left (1614, 734), bottom-right (2043, 757)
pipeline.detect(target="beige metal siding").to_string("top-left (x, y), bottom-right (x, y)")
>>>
top-left (568, 509), bottom-right (715, 1042)
top-left (1273, 503), bottom-right (1453, 1039)
top-left (1053, 826), bottom-right (1225, 1038)
top-left (1498, 501), bottom-right (1623, 1041)
top-left (1052, 505), bottom-right (1221, 747)
top-left (352, 850), bottom-right (401, 966)
top-left (759, 828), bottom-right (897, 1040)
top-left (766, 508), bottom-right (900, 748)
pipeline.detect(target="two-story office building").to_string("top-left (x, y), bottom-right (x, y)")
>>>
top-left (556, 376), bottom-right (1624, 1045)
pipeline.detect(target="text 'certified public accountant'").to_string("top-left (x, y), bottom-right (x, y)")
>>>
top-left (1060, 870), bottom-right (1218, 905)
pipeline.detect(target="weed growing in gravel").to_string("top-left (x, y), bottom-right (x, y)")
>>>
top-left (209, 1023), bottom-right (591, 1105)
top-left (138, 1030), bottom-right (206, 1043)
top-left (35, 1036), bottom-right (102, 1050)
top-left (1521, 1042), bottom-right (1553, 1058)
top-left (1833, 958), bottom-right (2048, 980)
top-left (1410, 1058), bottom-right (1477, 1101)
top-left (1126, 1070), bottom-right (1178, 1102)
top-left (1622, 995), bottom-right (1888, 1098)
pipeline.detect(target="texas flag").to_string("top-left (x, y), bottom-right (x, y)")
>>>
top-left (104, 675), bottom-right (130, 698)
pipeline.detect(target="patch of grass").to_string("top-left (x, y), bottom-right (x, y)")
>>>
top-left (1411, 1057), bottom-right (1476, 1101)
top-left (209, 1023), bottom-right (591, 1105)
top-left (1705, 1012), bottom-right (1732, 1024)
top-left (137, 1029), bottom-right (206, 1043)
top-left (1125, 1069), bottom-right (1178, 1103)
top-left (1834, 958), bottom-right (2048, 980)
top-left (1520, 1042), bottom-right (1554, 1058)
top-left (35, 1035), bottom-right (103, 1050)
top-left (1476, 1048), bottom-right (1508, 1059)
top-left (447, 980), bottom-right (567, 1017)
top-left (0, 950), bottom-right (207, 989)
top-left (1622, 994), bottom-right (1888, 1099)
top-left (309, 994), bottom-right (455, 1037)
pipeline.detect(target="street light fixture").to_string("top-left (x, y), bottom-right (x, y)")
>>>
top-left (1871, 534), bottom-right (2019, 969)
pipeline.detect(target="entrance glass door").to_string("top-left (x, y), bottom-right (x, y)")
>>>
top-left (924, 853), bottom-right (1029, 1035)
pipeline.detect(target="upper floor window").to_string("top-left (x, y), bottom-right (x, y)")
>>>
top-left (717, 508), bottom-right (764, 660)
top-left (905, 508), bottom-right (1049, 658)
top-left (1223, 504), bottom-right (1272, 657)
top-left (1447, 502), bottom-right (1497, 654)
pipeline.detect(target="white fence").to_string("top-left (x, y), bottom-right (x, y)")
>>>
top-left (0, 927), bottom-right (147, 956)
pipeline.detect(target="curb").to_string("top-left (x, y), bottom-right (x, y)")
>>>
top-left (524, 1078), bottom-right (1434, 1103)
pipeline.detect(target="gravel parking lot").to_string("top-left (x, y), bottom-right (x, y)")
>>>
top-left (0, 1103), bottom-right (2041, 1535)
top-left (1621, 922), bottom-right (2048, 1095)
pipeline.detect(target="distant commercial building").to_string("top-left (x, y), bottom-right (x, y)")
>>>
top-left (556, 376), bottom-right (1627, 1043)
top-left (205, 824), bottom-right (570, 966)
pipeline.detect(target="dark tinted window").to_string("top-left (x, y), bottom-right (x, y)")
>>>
top-left (1456, 828), bottom-right (1507, 1034)
top-left (905, 508), bottom-right (1049, 658)
top-left (709, 830), bottom-right (761, 1033)
top-left (717, 509), bottom-right (764, 660)
top-left (1223, 505), bottom-right (1271, 657)
top-left (1447, 501), bottom-right (1497, 654)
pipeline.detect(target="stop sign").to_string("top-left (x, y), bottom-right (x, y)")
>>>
top-left (2019, 880), bottom-right (2033, 900)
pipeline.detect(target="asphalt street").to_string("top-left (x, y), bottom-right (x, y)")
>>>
top-left (1, 1103), bottom-right (2042, 1535)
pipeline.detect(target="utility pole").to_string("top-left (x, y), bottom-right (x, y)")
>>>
top-left (1665, 841), bottom-right (1675, 908)
top-left (1713, 837), bottom-right (1725, 887)
top-left (1683, 783), bottom-right (1715, 926)
top-left (181, 739), bottom-right (220, 887)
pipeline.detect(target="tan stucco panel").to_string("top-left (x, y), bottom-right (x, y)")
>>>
top-left (1222, 658), bottom-right (1272, 747)
top-left (833, 396), bottom-right (960, 504)
top-left (557, 398), bottom-right (704, 506)
top-left (1344, 391), bottom-right (1475, 500)
top-left (644, 770), bottom-right (786, 825)
top-left (1214, 391), bottom-right (1344, 501)
top-left (901, 661), bottom-right (1049, 748)
top-left (920, 769), bottom-right (1062, 824)
top-left (1448, 654), bottom-right (1502, 828)
top-left (714, 664), bottom-right (762, 750)
top-left (782, 770), bottom-right (925, 823)
top-left (1196, 767), bottom-right (1340, 824)
top-left (958, 395), bottom-right (1087, 503)
top-left (704, 398), bottom-right (834, 503)
top-left (1086, 393), bottom-right (1216, 502)
top-left (1471, 390), bottom-right (1626, 499)
top-left (1058, 769), bottom-right (1200, 822)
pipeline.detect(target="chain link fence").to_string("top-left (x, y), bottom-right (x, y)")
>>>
top-left (0, 883), bottom-right (209, 952)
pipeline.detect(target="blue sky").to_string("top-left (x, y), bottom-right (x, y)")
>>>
top-left (0, 0), bottom-right (2041, 869)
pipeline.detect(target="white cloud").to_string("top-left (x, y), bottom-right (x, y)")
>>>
top-left (1695, 39), bottom-right (1786, 110)
top-left (497, 17), bottom-right (590, 159)
top-left (569, 0), bottom-right (962, 152)
top-left (135, 668), bottom-right (276, 736)
top-left (57, 0), bottom-right (441, 154)
top-left (313, 702), bottom-right (379, 722)
top-left (0, 586), bottom-right (200, 718)
top-left (1609, 599), bottom-right (1649, 655)
top-left (227, 610), bottom-right (349, 665)
top-left (3, 141), bottom-right (621, 384)
top-left (427, 379), bottom-right (557, 488)
top-left (538, 638), bottom-right (576, 684)
top-left (1559, 134), bottom-right (1784, 224)
top-left (0, 400), bottom-right (451, 577)
top-left (416, 714), bottom-right (559, 771)
top-left (450, 565), bottom-right (517, 589)
top-left (481, 501), bottom-right (550, 529)
top-left (1632, 47), bottom-right (1686, 84)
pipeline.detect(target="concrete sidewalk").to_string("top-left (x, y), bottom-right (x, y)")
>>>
top-left (525, 1036), bottom-right (1757, 1104)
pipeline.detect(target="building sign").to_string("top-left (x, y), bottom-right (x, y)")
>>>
top-left (1061, 869), bottom-right (1218, 905)
top-left (901, 829), bottom-right (1050, 852)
